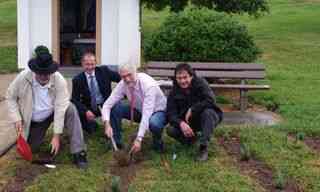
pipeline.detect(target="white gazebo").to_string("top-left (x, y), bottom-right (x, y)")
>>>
top-left (17, 0), bottom-right (141, 68)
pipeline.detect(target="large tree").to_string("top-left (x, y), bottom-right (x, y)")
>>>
top-left (141, 0), bottom-right (269, 16)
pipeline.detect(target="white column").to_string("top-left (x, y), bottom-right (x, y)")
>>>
top-left (17, 0), bottom-right (31, 69)
top-left (29, 0), bottom-right (52, 53)
top-left (101, 0), bottom-right (119, 65)
top-left (118, 0), bottom-right (141, 67)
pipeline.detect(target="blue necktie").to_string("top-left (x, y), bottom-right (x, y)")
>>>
top-left (89, 75), bottom-right (98, 112)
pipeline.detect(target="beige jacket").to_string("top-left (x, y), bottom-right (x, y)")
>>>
top-left (6, 69), bottom-right (70, 139)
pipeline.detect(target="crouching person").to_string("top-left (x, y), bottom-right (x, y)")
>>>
top-left (166, 63), bottom-right (223, 161)
top-left (6, 52), bottom-right (88, 169)
top-left (102, 62), bottom-right (167, 154)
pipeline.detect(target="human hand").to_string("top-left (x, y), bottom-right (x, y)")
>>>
top-left (180, 121), bottom-right (195, 138)
top-left (15, 121), bottom-right (23, 136)
top-left (185, 108), bottom-right (192, 124)
top-left (130, 139), bottom-right (142, 154)
top-left (50, 134), bottom-right (60, 156)
top-left (104, 121), bottom-right (113, 138)
top-left (86, 110), bottom-right (96, 121)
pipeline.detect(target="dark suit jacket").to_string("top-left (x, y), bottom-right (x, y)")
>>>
top-left (71, 65), bottom-right (121, 116)
top-left (167, 76), bottom-right (223, 128)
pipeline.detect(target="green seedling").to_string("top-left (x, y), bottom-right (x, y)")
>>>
top-left (274, 171), bottom-right (286, 190)
top-left (296, 132), bottom-right (305, 141)
top-left (240, 143), bottom-right (251, 161)
top-left (111, 175), bottom-right (121, 192)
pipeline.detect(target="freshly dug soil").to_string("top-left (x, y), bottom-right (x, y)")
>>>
top-left (303, 136), bottom-right (320, 153)
top-left (2, 152), bottom-right (57, 192)
top-left (2, 163), bottom-right (47, 192)
top-left (219, 136), bottom-right (302, 192)
top-left (113, 150), bottom-right (131, 167)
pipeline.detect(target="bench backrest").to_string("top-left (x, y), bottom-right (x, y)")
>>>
top-left (146, 61), bottom-right (266, 80)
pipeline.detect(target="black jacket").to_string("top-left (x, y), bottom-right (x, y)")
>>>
top-left (167, 76), bottom-right (223, 128)
top-left (71, 65), bottom-right (121, 115)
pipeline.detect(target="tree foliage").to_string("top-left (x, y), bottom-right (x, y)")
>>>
top-left (141, 0), bottom-right (269, 16)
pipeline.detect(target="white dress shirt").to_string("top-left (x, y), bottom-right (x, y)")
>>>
top-left (102, 73), bottom-right (167, 138)
top-left (85, 71), bottom-right (104, 105)
top-left (31, 76), bottom-right (54, 122)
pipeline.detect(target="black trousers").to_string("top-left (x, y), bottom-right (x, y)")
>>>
top-left (167, 108), bottom-right (220, 146)
top-left (79, 104), bottom-right (103, 133)
top-left (27, 104), bottom-right (86, 154)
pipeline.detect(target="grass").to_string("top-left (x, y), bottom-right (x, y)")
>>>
top-left (130, 141), bottom-right (264, 192)
top-left (25, 130), bottom-right (112, 192)
top-left (0, 0), bottom-right (17, 73)
top-left (139, 0), bottom-right (320, 191)
top-left (1, 0), bottom-right (320, 191)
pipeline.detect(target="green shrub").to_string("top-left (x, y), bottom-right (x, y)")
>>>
top-left (144, 8), bottom-right (260, 62)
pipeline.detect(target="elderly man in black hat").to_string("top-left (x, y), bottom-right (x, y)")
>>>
top-left (6, 48), bottom-right (88, 169)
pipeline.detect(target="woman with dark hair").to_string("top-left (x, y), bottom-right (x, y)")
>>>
top-left (167, 63), bottom-right (223, 161)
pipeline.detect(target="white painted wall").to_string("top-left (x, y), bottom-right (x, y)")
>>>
top-left (29, 0), bottom-right (52, 55)
top-left (18, 0), bottom-right (141, 68)
top-left (101, 0), bottom-right (141, 67)
top-left (101, 0), bottom-right (119, 65)
top-left (118, 0), bottom-right (141, 67)
top-left (17, 0), bottom-right (30, 69)
top-left (17, 0), bottom-right (52, 69)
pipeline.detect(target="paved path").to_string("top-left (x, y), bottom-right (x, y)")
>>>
top-left (0, 74), bottom-right (18, 155)
top-left (0, 73), bottom-right (72, 156)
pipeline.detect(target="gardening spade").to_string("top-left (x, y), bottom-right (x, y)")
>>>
top-left (17, 134), bottom-right (56, 168)
top-left (31, 155), bottom-right (57, 169)
top-left (99, 106), bottom-right (133, 166)
top-left (110, 137), bottom-right (133, 167)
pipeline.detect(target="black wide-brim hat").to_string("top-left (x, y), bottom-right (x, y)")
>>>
top-left (28, 53), bottom-right (58, 74)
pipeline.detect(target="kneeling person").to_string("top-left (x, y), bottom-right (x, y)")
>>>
top-left (102, 62), bottom-right (167, 154)
top-left (6, 52), bottom-right (88, 169)
top-left (166, 63), bottom-right (223, 161)
top-left (71, 52), bottom-right (120, 134)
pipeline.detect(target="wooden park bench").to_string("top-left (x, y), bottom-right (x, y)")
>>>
top-left (145, 61), bottom-right (270, 112)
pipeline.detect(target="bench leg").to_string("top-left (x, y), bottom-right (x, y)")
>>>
top-left (240, 89), bottom-right (248, 112)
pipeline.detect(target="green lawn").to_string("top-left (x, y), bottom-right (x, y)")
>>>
top-left (1, 0), bottom-right (320, 191)
top-left (0, 0), bottom-right (17, 73)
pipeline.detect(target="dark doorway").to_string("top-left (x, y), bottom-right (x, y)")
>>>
top-left (60, 0), bottom-right (96, 66)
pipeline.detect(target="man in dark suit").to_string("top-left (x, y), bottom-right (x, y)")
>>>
top-left (71, 51), bottom-right (121, 134)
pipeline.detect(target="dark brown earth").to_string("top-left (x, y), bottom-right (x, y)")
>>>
top-left (218, 136), bottom-right (302, 192)
top-left (106, 136), bottom-right (152, 192)
top-left (303, 136), bottom-right (320, 153)
top-left (1, 152), bottom-right (57, 192)
top-left (108, 147), bottom-right (147, 192)
top-left (2, 163), bottom-right (47, 192)
top-left (288, 134), bottom-right (320, 153)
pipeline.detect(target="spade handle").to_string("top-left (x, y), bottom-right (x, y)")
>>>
top-left (110, 137), bottom-right (118, 151)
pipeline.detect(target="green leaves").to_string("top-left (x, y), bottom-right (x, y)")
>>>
top-left (144, 8), bottom-right (260, 62)
top-left (141, 0), bottom-right (269, 16)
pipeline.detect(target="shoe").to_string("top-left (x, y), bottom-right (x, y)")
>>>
top-left (73, 151), bottom-right (88, 169)
top-left (196, 145), bottom-right (208, 162)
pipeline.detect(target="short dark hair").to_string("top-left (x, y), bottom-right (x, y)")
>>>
top-left (81, 50), bottom-right (96, 61)
top-left (174, 63), bottom-right (195, 77)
